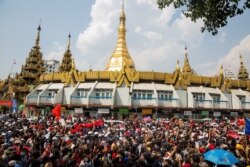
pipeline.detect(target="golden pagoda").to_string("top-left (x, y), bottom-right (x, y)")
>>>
top-left (238, 55), bottom-right (249, 80)
top-left (105, 1), bottom-right (135, 71)
top-left (58, 34), bottom-right (73, 72)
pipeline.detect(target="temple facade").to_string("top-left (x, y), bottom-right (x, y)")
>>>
top-left (22, 3), bottom-right (250, 118)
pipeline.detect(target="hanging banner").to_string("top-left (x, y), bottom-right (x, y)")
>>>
top-left (0, 100), bottom-right (12, 107)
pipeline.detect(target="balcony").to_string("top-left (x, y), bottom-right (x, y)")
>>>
top-left (27, 95), bottom-right (38, 104)
top-left (39, 95), bottom-right (54, 105)
top-left (158, 98), bottom-right (178, 108)
top-left (212, 100), bottom-right (228, 109)
top-left (132, 97), bottom-right (156, 107)
top-left (241, 101), bottom-right (250, 109)
top-left (71, 95), bottom-right (88, 106)
top-left (89, 96), bottom-right (112, 106)
top-left (194, 99), bottom-right (212, 108)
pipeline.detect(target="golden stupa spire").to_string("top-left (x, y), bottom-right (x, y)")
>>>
top-left (238, 55), bottom-right (249, 80)
top-left (105, 0), bottom-right (135, 71)
top-left (182, 46), bottom-right (192, 74)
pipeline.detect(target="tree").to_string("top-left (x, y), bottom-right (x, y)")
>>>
top-left (157, 0), bottom-right (250, 35)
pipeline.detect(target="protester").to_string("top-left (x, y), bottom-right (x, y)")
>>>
top-left (0, 113), bottom-right (248, 167)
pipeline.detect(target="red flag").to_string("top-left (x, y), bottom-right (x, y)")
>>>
top-left (237, 118), bottom-right (245, 126)
top-left (52, 104), bottom-right (61, 119)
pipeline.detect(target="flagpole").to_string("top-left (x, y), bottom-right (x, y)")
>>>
top-left (244, 115), bottom-right (249, 165)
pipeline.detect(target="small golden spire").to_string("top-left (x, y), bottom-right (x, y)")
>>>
top-left (220, 65), bottom-right (223, 75)
top-left (238, 55), bottom-right (249, 80)
top-left (182, 46), bottom-right (192, 73)
top-left (176, 59), bottom-right (180, 70)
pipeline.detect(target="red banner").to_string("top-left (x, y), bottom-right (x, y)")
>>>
top-left (0, 100), bottom-right (12, 107)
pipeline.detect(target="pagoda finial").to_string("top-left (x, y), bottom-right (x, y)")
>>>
top-left (36, 20), bottom-right (41, 46)
top-left (182, 46), bottom-right (192, 74)
top-left (176, 59), bottom-right (180, 70)
top-left (67, 33), bottom-right (71, 51)
top-left (238, 54), bottom-right (249, 80)
top-left (220, 65), bottom-right (223, 75)
top-left (105, 0), bottom-right (135, 71)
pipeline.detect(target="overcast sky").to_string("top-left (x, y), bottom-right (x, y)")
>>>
top-left (0, 0), bottom-right (250, 80)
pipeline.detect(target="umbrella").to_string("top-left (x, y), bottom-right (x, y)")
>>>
top-left (204, 148), bottom-right (239, 166)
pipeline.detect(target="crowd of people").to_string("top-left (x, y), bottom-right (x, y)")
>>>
top-left (0, 113), bottom-right (249, 167)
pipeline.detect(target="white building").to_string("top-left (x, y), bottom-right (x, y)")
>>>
top-left (44, 60), bottom-right (60, 73)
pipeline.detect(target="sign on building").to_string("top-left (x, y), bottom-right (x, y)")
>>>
top-left (213, 112), bottom-right (221, 117)
top-left (230, 112), bottom-right (238, 116)
top-left (184, 111), bottom-right (192, 116)
top-left (142, 109), bottom-right (152, 115)
top-left (98, 108), bottom-right (110, 114)
top-left (74, 108), bottom-right (83, 114)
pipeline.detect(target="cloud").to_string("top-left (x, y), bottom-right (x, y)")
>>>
top-left (217, 34), bottom-right (250, 77)
top-left (44, 41), bottom-right (64, 61)
top-left (76, 0), bottom-right (205, 73)
top-left (199, 34), bottom-right (250, 77)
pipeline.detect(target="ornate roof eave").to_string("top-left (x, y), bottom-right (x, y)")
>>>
top-left (38, 67), bottom-right (250, 91)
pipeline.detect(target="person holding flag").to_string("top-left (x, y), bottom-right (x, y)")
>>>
top-left (52, 104), bottom-right (61, 121)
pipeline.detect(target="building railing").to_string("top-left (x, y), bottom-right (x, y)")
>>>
top-left (132, 97), bottom-right (156, 100)
top-left (213, 100), bottom-right (228, 109)
top-left (158, 98), bottom-right (178, 101)
top-left (71, 95), bottom-right (87, 99)
top-left (242, 101), bottom-right (250, 109)
top-left (27, 96), bottom-right (38, 99)
top-left (194, 99), bottom-right (212, 108)
top-left (89, 96), bottom-right (112, 99)
top-left (40, 95), bottom-right (54, 98)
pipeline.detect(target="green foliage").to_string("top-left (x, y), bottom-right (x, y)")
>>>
top-left (157, 0), bottom-right (250, 35)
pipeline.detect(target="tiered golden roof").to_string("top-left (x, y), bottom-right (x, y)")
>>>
top-left (238, 55), bottom-right (249, 80)
top-left (105, 1), bottom-right (135, 71)
top-left (58, 34), bottom-right (73, 72)
top-left (0, 25), bottom-right (45, 101)
top-left (20, 25), bottom-right (45, 84)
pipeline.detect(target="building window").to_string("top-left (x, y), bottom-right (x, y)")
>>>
top-left (158, 91), bottom-right (173, 100)
top-left (132, 90), bottom-right (153, 100)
